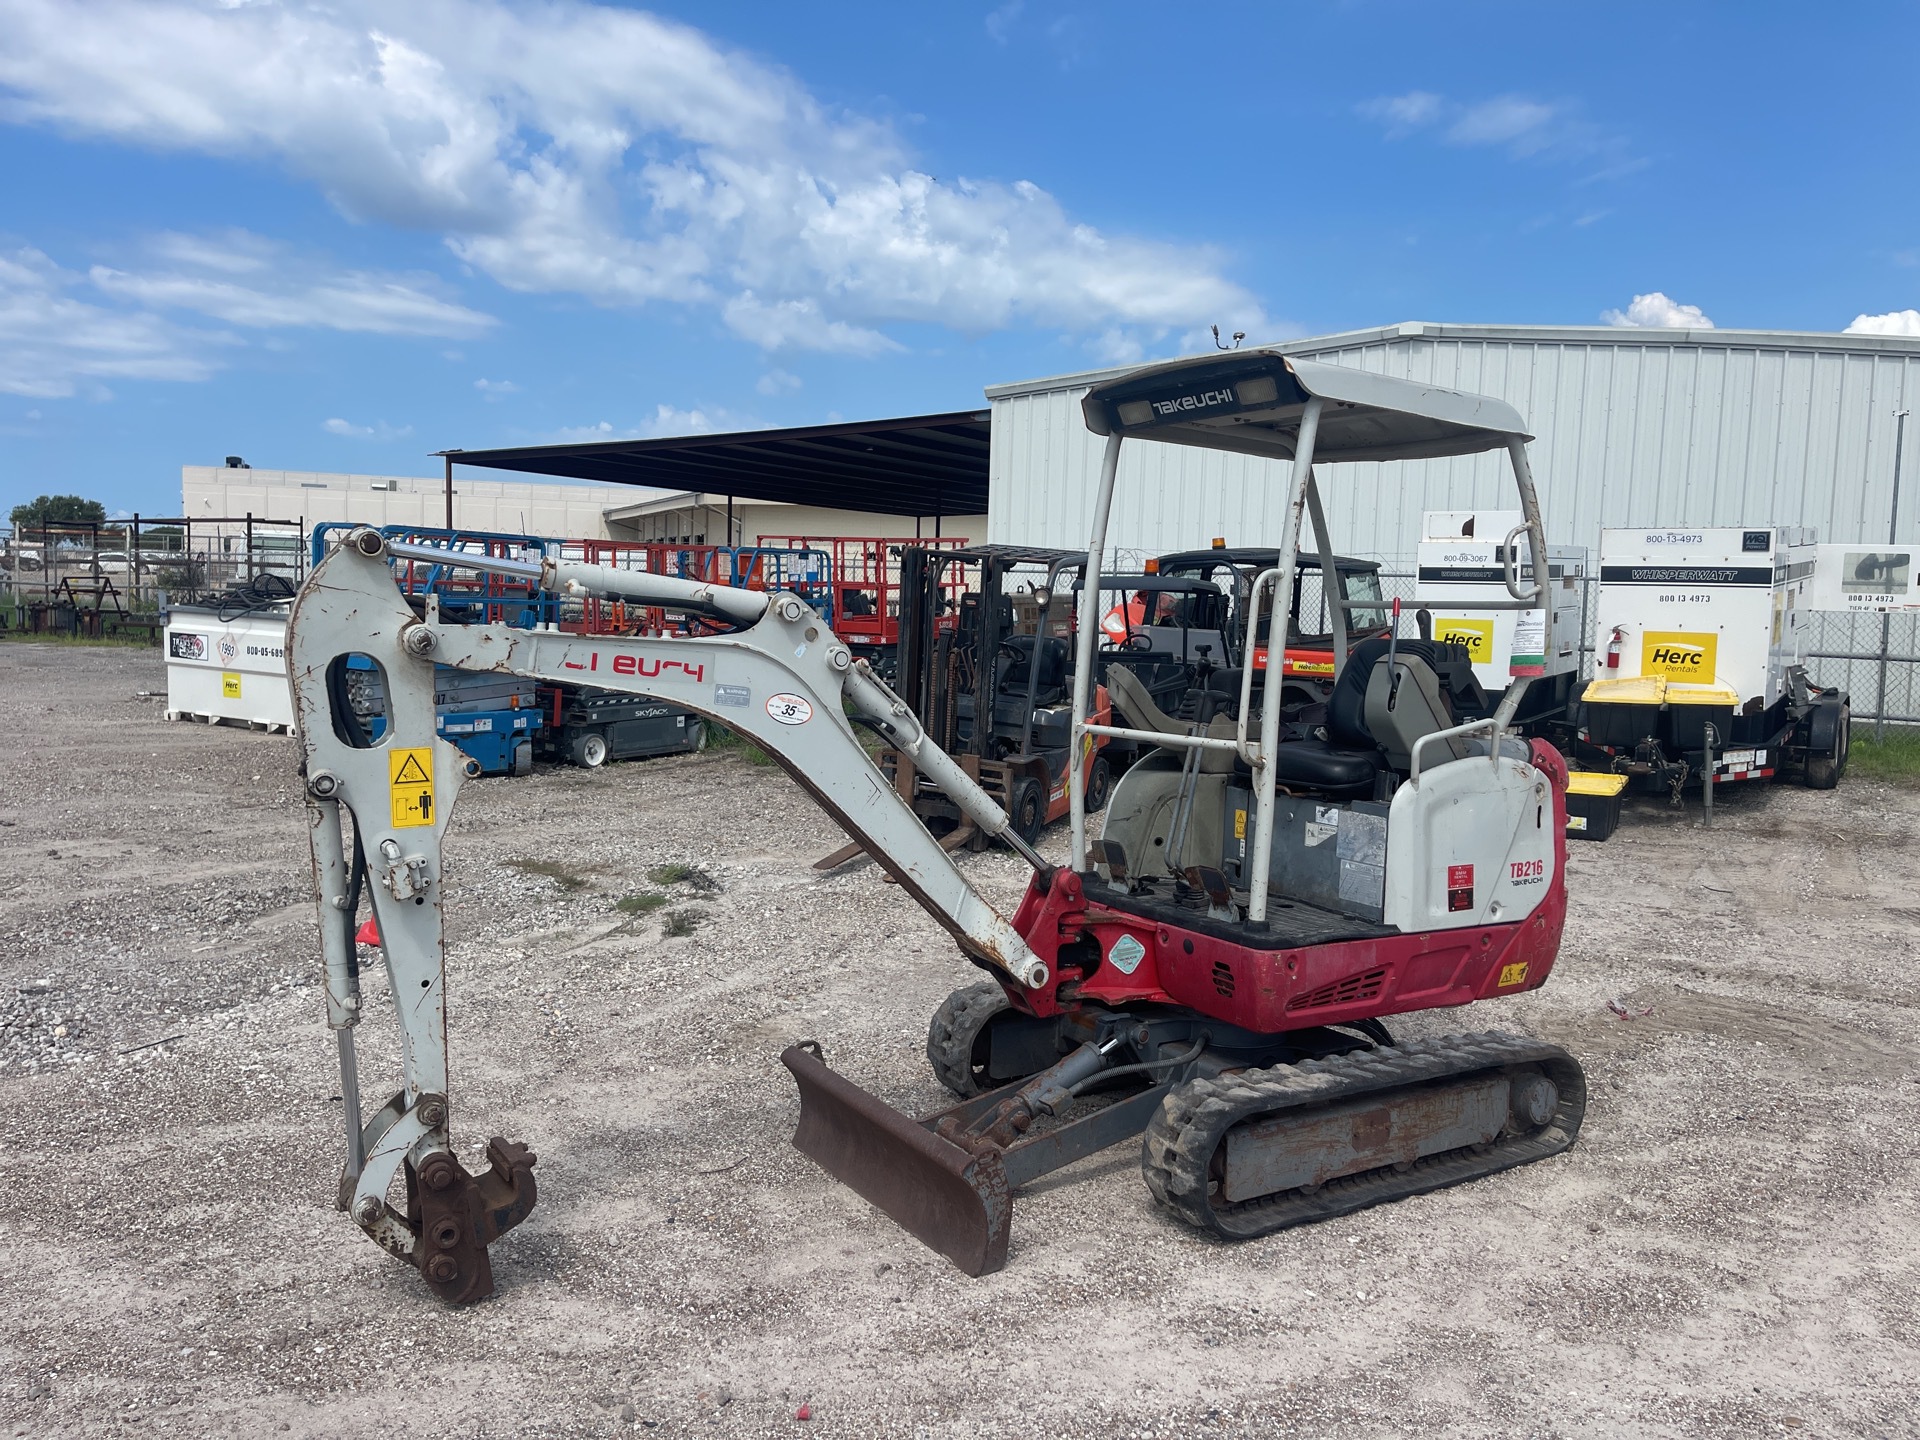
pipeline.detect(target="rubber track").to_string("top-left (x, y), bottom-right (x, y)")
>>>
top-left (925, 982), bottom-right (1011, 1098)
top-left (1140, 1031), bottom-right (1586, 1241)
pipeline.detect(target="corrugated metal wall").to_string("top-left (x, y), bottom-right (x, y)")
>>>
top-left (987, 328), bottom-right (1920, 570)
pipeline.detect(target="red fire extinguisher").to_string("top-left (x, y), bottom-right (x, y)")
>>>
top-left (1604, 625), bottom-right (1626, 672)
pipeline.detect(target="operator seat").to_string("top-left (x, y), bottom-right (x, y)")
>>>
top-left (995, 634), bottom-right (1071, 703)
top-left (1103, 665), bottom-right (1237, 772)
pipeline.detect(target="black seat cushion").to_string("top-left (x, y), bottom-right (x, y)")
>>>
top-left (1271, 740), bottom-right (1381, 793)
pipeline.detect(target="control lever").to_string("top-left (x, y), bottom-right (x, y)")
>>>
top-left (1385, 597), bottom-right (1405, 708)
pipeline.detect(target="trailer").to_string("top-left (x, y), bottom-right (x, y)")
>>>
top-left (1415, 510), bottom-right (1586, 725)
top-left (1572, 525), bottom-right (1848, 827)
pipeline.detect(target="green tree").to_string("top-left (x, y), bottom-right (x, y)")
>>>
top-left (10, 494), bottom-right (108, 529)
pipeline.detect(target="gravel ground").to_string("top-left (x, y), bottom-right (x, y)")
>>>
top-left (0, 641), bottom-right (1914, 1440)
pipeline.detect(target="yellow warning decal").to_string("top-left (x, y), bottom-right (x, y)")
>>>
top-left (1434, 618), bottom-right (1494, 663)
top-left (220, 672), bottom-right (242, 699)
top-left (1233, 808), bottom-right (1247, 840)
top-left (1497, 961), bottom-right (1529, 988)
top-left (389, 747), bottom-right (435, 828)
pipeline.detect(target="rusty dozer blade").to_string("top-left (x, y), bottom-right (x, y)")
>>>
top-left (782, 1041), bottom-right (1011, 1276)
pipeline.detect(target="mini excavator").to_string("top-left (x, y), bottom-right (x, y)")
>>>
top-left (288, 352), bottom-right (1585, 1304)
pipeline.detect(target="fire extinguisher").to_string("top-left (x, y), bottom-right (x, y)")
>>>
top-left (1604, 625), bottom-right (1626, 673)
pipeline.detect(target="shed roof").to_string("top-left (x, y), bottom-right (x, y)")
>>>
top-left (440, 410), bottom-right (990, 517)
top-left (988, 321), bottom-right (1920, 403)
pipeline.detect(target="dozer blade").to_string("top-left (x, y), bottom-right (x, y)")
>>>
top-left (781, 1041), bottom-right (1010, 1276)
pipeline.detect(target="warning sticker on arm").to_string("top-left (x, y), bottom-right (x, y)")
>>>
top-left (389, 748), bottom-right (434, 828)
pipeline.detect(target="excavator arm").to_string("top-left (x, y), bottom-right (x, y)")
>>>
top-left (288, 528), bottom-right (1046, 1303)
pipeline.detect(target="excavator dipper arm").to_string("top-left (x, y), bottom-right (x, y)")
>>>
top-left (288, 529), bottom-right (1046, 1302)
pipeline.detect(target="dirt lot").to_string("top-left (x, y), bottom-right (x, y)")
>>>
top-left (0, 641), bottom-right (1915, 1440)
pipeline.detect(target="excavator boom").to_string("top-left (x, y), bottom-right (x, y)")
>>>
top-left (288, 528), bottom-right (1047, 1301)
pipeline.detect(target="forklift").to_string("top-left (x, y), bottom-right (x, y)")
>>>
top-left (815, 545), bottom-right (1119, 865)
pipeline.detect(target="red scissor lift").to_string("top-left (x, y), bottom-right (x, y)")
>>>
top-left (763, 535), bottom-right (970, 671)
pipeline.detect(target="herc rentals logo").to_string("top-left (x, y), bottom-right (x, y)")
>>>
top-left (1434, 618), bottom-right (1494, 662)
top-left (1641, 631), bottom-right (1718, 682)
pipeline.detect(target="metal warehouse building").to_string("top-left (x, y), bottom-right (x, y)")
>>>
top-left (985, 321), bottom-right (1920, 568)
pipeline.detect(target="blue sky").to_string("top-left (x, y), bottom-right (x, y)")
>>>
top-left (4, 0), bottom-right (1918, 515)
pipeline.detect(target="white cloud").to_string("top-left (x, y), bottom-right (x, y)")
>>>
top-left (1358, 89), bottom-right (1638, 174)
top-left (90, 232), bottom-right (494, 337)
top-left (1446, 97), bottom-right (1559, 154)
top-left (722, 294), bottom-right (899, 357)
top-left (550, 403), bottom-right (750, 444)
top-left (755, 368), bottom-right (801, 396)
top-left (0, 246), bottom-right (219, 397)
top-left (1602, 292), bottom-right (1714, 329)
top-left (322, 416), bottom-right (413, 439)
top-left (985, 2), bottom-right (1022, 44)
top-left (1358, 91), bottom-right (1444, 136)
top-left (1845, 309), bottom-right (1920, 337)
top-left (474, 376), bottom-right (518, 395)
top-left (0, 229), bottom-right (494, 399)
top-left (1605, 291), bottom-right (1712, 328)
top-left (0, 0), bottom-right (1264, 355)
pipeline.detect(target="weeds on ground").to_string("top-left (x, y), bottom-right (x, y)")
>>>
top-left (661, 909), bottom-right (706, 939)
top-left (1847, 723), bottom-right (1920, 785)
top-left (503, 858), bottom-right (591, 891)
top-left (613, 891), bottom-right (669, 915)
top-left (646, 861), bottom-right (720, 892)
top-left (705, 724), bottom-right (775, 767)
top-left (0, 627), bottom-right (155, 648)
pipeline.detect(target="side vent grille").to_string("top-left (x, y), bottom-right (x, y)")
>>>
top-left (1288, 967), bottom-right (1388, 1012)
top-left (1211, 961), bottom-right (1236, 998)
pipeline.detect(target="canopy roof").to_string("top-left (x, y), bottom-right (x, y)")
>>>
top-left (441, 410), bottom-right (990, 517)
top-left (1081, 351), bottom-right (1530, 464)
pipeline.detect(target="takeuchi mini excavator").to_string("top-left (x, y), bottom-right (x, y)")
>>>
top-left (287, 351), bottom-right (1585, 1305)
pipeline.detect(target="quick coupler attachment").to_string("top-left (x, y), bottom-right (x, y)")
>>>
top-left (347, 1127), bottom-right (540, 1307)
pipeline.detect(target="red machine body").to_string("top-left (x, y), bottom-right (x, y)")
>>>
top-left (1007, 738), bottom-right (1571, 1034)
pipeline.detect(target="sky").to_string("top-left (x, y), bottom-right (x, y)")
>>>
top-left (4, 0), bottom-right (1919, 516)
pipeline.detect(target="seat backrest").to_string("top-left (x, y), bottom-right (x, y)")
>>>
top-left (1104, 664), bottom-right (1236, 772)
top-left (1363, 651), bottom-right (1467, 770)
top-left (1327, 637), bottom-right (1387, 749)
top-left (996, 633), bottom-right (1070, 695)
top-left (1104, 662), bottom-right (1182, 737)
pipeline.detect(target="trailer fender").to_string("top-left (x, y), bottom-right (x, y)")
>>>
top-left (1805, 694), bottom-right (1850, 757)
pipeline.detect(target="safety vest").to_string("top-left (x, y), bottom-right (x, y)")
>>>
top-left (1100, 595), bottom-right (1148, 643)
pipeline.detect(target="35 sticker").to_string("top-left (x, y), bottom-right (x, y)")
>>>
top-left (765, 693), bottom-right (814, 725)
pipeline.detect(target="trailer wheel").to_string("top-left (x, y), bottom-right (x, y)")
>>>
top-left (1086, 754), bottom-right (1113, 813)
top-left (1010, 778), bottom-right (1046, 844)
top-left (1804, 703), bottom-right (1850, 790)
top-left (570, 730), bottom-right (610, 768)
top-left (686, 720), bottom-right (708, 753)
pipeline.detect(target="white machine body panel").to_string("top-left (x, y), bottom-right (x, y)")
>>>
top-left (1591, 526), bottom-right (1816, 709)
top-left (1416, 510), bottom-right (1584, 693)
top-left (1383, 753), bottom-right (1557, 932)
